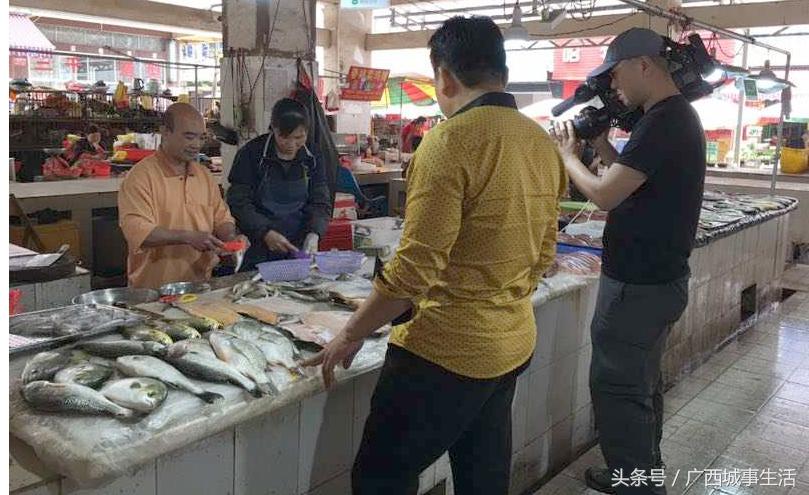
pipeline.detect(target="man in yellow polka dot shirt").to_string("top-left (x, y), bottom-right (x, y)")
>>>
top-left (304, 16), bottom-right (566, 495)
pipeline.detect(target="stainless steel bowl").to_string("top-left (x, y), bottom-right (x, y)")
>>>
top-left (158, 281), bottom-right (211, 297)
top-left (72, 288), bottom-right (159, 306)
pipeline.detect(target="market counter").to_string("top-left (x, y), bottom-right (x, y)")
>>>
top-left (705, 174), bottom-right (809, 251)
top-left (10, 270), bottom-right (601, 495)
top-left (10, 174), bottom-right (223, 272)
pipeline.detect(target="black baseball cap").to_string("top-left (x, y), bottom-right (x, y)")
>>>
top-left (588, 28), bottom-right (665, 78)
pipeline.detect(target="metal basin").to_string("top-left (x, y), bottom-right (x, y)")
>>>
top-left (72, 288), bottom-right (159, 306)
top-left (158, 281), bottom-right (211, 297)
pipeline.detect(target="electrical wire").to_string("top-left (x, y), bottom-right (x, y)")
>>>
top-left (531, 12), bottom-right (636, 38)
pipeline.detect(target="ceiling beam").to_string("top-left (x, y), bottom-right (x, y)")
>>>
top-left (11, 0), bottom-right (333, 47)
top-left (366, 0), bottom-right (809, 50)
top-left (11, 0), bottom-right (221, 33)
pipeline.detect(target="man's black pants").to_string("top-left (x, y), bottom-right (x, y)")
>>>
top-left (352, 345), bottom-right (530, 495)
top-left (590, 274), bottom-right (689, 495)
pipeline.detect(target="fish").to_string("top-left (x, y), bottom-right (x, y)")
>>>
top-left (123, 325), bottom-right (174, 346)
top-left (166, 350), bottom-right (262, 398)
top-left (79, 340), bottom-right (168, 358)
top-left (210, 332), bottom-right (278, 396)
top-left (177, 316), bottom-right (221, 333)
top-left (116, 356), bottom-right (223, 404)
top-left (225, 321), bottom-right (302, 371)
top-left (53, 362), bottom-right (113, 389)
top-left (22, 381), bottom-right (136, 419)
top-left (155, 322), bottom-right (202, 341)
top-left (166, 339), bottom-right (217, 359)
top-left (101, 378), bottom-right (168, 413)
top-left (21, 350), bottom-right (73, 384)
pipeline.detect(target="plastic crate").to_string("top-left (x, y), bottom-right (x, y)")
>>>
top-left (315, 251), bottom-right (366, 274)
top-left (257, 259), bottom-right (312, 282)
top-left (556, 242), bottom-right (603, 257)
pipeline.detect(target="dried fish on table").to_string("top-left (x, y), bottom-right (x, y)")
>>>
top-left (176, 301), bottom-right (242, 327)
top-left (116, 355), bottom-right (224, 404)
top-left (54, 362), bottom-right (113, 389)
top-left (22, 381), bottom-right (136, 419)
top-left (281, 322), bottom-right (337, 347)
top-left (123, 325), bottom-right (174, 346)
top-left (240, 296), bottom-right (311, 316)
top-left (101, 378), bottom-right (168, 413)
top-left (209, 332), bottom-right (278, 396)
top-left (227, 302), bottom-right (280, 325)
top-left (79, 340), bottom-right (168, 359)
top-left (165, 350), bottom-right (262, 398)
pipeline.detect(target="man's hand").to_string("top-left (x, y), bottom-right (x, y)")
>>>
top-left (551, 121), bottom-right (582, 160)
top-left (303, 233), bottom-right (319, 254)
top-left (264, 230), bottom-right (298, 253)
top-left (183, 231), bottom-right (226, 252)
top-left (301, 331), bottom-right (364, 389)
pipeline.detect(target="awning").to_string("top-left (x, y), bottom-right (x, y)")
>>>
top-left (9, 14), bottom-right (55, 52)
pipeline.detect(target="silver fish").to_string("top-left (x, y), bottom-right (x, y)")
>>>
top-left (22, 380), bottom-right (136, 419)
top-left (116, 356), bottom-right (223, 404)
top-left (101, 378), bottom-right (168, 413)
top-left (167, 350), bottom-right (261, 398)
top-left (79, 340), bottom-right (167, 358)
top-left (225, 322), bottom-right (301, 372)
top-left (54, 362), bottom-right (113, 389)
top-left (166, 339), bottom-right (217, 359)
top-left (21, 350), bottom-right (72, 384)
top-left (210, 332), bottom-right (277, 396)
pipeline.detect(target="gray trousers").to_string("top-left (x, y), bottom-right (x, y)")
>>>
top-left (590, 274), bottom-right (689, 495)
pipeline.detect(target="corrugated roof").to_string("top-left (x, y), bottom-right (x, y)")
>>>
top-left (9, 14), bottom-right (56, 51)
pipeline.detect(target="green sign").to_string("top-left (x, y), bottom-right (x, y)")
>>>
top-left (340, 0), bottom-right (389, 8)
top-left (706, 141), bottom-right (719, 163)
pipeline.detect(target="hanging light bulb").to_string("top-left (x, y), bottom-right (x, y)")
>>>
top-left (504, 2), bottom-right (529, 42)
top-left (748, 59), bottom-right (794, 94)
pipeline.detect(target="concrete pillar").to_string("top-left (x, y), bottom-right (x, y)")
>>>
top-left (321, 5), bottom-right (374, 135)
top-left (218, 0), bottom-right (317, 184)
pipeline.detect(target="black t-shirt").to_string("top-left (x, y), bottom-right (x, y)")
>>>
top-left (602, 94), bottom-right (706, 284)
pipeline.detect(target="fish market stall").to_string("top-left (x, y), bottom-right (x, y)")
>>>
top-left (9, 253), bottom-right (602, 495)
top-left (8, 193), bottom-right (795, 495)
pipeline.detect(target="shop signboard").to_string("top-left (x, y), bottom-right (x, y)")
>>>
top-left (340, 0), bottom-right (389, 8)
top-left (706, 141), bottom-right (719, 163)
top-left (340, 66), bottom-right (389, 101)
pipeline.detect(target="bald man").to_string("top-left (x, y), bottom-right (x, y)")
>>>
top-left (118, 103), bottom-right (246, 288)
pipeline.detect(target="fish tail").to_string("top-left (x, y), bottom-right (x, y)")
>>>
top-left (198, 391), bottom-right (224, 403)
top-left (257, 382), bottom-right (278, 396)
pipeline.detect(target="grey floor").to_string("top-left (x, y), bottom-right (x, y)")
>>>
top-left (535, 275), bottom-right (809, 495)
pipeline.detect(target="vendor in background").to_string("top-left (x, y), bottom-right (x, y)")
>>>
top-left (227, 98), bottom-right (331, 271)
top-left (400, 116), bottom-right (426, 153)
top-left (64, 125), bottom-right (105, 163)
top-left (119, 103), bottom-right (246, 289)
top-left (361, 135), bottom-right (384, 166)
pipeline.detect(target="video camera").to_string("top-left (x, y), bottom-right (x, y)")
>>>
top-left (552, 33), bottom-right (718, 139)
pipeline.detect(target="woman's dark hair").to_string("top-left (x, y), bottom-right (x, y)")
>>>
top-left (412, 117), bottom-right (427, 125)
top-left (271, 98), bottom-right (309, 137)
top-left (428, 16), bottom-right (507, 88)
top-left (86, 124), bottom-right (100, 134)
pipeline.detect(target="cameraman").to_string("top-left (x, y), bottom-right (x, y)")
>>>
top-left (551, 28), bottom-right (705, 494)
